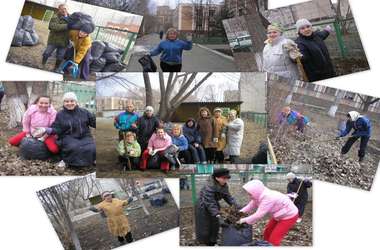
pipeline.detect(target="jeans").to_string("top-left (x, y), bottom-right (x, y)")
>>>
top-left (188, 144), bottom-right (207, 163)
top-left (43, 44), bottom-right (66, 60)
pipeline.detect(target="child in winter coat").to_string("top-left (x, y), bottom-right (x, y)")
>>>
top-left (238, 180), bottom-right (299, 246)
top-left (336, 111), bottom-right (371, 162)
top-left (182, 118), bottom-right (207, 164)
top-left (117, 131), bottom-right (141, 170)
top-left (279, 106), bottom-right (309, 133)
top-left (8, 96), bottom-right (59, 154)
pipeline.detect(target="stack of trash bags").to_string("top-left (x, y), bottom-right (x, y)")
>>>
top-left (149, 194), bottom-right (168, 207)
top-left (12, 15), bottom-right (39, 47)
top-left (67, 12), bottom-right (95, 34)
top-left (90, 40), bottom-right (127, 72)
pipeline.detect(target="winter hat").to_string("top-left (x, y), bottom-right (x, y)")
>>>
top-left (212, 168), bottom-right (231, 179)
top-left (267, 23), bottom-right (283, 33)
top-left (296, 18), bottom-right (312, 32)
top-left (286, 172), bottom-right (296, 181)
top-left (63, 92), bottom-right (78, 102)
top-left (213, 107), bottom-right (222, 113)
top-left (145, 106), bottom-right (154, 112)
top-left (101, 191), bottom-right (112, 199)
top-left (80, 23), bottom-right (94, 34)
top-left (347, 111), bottom-right (360, 121)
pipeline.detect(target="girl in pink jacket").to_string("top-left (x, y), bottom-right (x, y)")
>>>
top-left (238, 180), bottom-right (298, 246)
top-left (140, 127), bottom-right (172, 172)
top-left (8, 96), bottom-right (59, 154)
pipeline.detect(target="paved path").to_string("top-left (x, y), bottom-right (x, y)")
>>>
top-left (126, 33), bottom-right (238, 72)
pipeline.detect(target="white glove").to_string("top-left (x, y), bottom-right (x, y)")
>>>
top-left (32, 127), bottom-right (46, 138)
top-left (221, 133), bottom-right (226, 139)
top-left (324, 25), bottom-right (333, 33)
top-left (288, 192), bottom-right (298, 199)
top-left (213, 138), bottom-right (219, 143)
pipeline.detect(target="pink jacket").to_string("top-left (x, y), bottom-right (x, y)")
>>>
top-left (147, 132), bottom-right (172, 150)
top-left (22, 104), bottom-right (57, 134)
top-left (239, 180), bottom-right (298, 224)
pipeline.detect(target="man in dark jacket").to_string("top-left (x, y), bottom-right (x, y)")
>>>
top-left (295, 18), bottom-right (335, 82)
top-left (136, 106), bottom-right (160, 151)
top-left (42, 4), bottom-right (70, 70)
top-left (286, 172), bottom-right (312, 223)
top-left (182, 118), bottom-right (207, 164)
top-left (195, 168), bottom-right (238, 246)
top-left (336, 111), bottom-right (371, 162)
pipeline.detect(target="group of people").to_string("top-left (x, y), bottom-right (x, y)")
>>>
top-left (8, 92), bottom-right (96, 168)
top-left (43, 4), bottom-right (93, 79)
top-left (195, 168), bottom-right (312, 246)
top-left (263, 18), bottom-right (335, 82)
top-left (114, 104), bottom-right (245, 173)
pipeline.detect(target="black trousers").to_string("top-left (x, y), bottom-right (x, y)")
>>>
top-left (205, 148), bottom-right (216, 163)
top-left (160, 61), bottom-right (182, 72)
top-left (117, 232), bottom-right (133, 243)
top-left (295, 200), bottom-right (307, 217)
top-left (341, 136), bottom-right (370, 158)
top-left (178, 150), bottom-right (192, 164)
top-left (215, 150), bottom-right (224, 163)
top-left (0, 91), bottom-right (4, 110)
top-left (119, 156), bottom-right (140, 170)
top-left (229, 155), bottom-right (240, 164)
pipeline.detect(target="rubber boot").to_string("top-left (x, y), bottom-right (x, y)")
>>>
top-left (54, 59), bottom-right (63, 72)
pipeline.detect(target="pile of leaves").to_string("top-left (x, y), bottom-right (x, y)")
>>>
top-left (220, 206), bottom-right (248, 228)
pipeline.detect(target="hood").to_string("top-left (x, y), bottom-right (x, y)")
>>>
top-left (348, 111), bottom-right (361, 121)
top-left (185, 118), bottom-right (197, 128)
top-left (242, 180), bottom-right (266, 200)
top-left (30, 104), bottom-right (56, 114)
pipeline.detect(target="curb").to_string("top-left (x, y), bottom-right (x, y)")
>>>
top-left (194, 43), bottom-right (234, 61)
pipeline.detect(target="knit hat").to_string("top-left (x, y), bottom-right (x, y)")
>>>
top-left (213, 107), bottom-right (222, 113)
top-left (212, 168), bottom-right (231, 179)
top-left (80, 22), bottom-right (95, 34)
top-left (63, 92), bottom-right (78, 102)
top-left (267, 23), bottom-right (283, 33)
top-left (101, 191), bottom-right (112, 199)
top-left (295, 18), bottom-right (312, 32)
top-left (286, 172), bottom-right (296, 180)
top-left (145, 106), bottom-right (154, 112)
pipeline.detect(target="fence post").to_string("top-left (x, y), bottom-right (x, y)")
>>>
top-left (191, 174), bottom-right (197, 205)
top-left (122, 32), bottom-right (137, 62)
top-left (94, 27), bottom-right (101, 40)
top-left (333, 20), bottom-right (347, 58)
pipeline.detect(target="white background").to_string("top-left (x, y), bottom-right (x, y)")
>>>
top-left (0, 0), bottom-right (379, 249)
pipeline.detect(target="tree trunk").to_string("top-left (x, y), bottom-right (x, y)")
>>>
top-left (143, 73), bottom-right (153, 107)
top-left (328, 90), bottom-right (345, 117)
top-left (3, 82), bottom-right (28, 128)
top-left (28, 82), bottom-right (48, 106)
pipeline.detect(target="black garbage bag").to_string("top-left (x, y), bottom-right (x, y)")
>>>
top-left (91, 41), bottom-right (106, 60)
top-left (221, 224), bottom-right (253, 246)
top-left (104, 42), bottom-right (124, 54)
top-left (138, 55), bottom-right (157, 72)
top-left (90, 57), bottom-right (106, 72)
top-left (102, 62), bottom-right (126, 72)
top-left (162, 187), bottom-right (171, 194)
top-left (251, 142), bottom-right (268, 164)
top-left (149, 194), bottom-right (167, 207)
top-left (102, 51), bottom-right (122, 63)
top-left (147, 153), bottom-right (160, 169)
top-left (22, 31), bottom-right (39, 46)
top-left (22, 15), bottom-right (35, 32)
top-left (12, 29), bottom-right (25, 47)
top-left (67, 12), bottom-right (95, 33)
top-left (19, 137), bottom-right (51, 160)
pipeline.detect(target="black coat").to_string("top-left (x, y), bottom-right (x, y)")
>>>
top-left (287, 177), bottom-right (312, 205)
top-left (52, 106), bottom-right (96, 166)
top-left (195, 178), bottom-right (236, 244)
top-left (136, 114), bottom-right (160, 149)
top-left (295, 30), bottom-right (335, 82)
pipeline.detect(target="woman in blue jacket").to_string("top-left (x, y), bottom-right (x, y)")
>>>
top-left (171, 124), bottom-right (192, 164)
top-left (150, 28), bottom-right (192, 72)
top-left (336, 111), bottom-right (371, 162)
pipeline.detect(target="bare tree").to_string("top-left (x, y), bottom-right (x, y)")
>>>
top-left (116, 178), bottom-right (150, 216)
top-left (144, 72), bottom-right (213, 121)
top-left (327, 90), bottom-right (345, 117)
top-left (357, 95), bottom-right (380, 113)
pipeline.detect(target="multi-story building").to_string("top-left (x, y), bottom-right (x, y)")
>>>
top-left (156, 5), bottom-right (174, 31)
top-left (172, 3), bottom-right (223, 33)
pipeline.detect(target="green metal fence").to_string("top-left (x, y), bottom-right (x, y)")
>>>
top-left (283, 18), bottom-right (365, 59)
top-left (63, 83), bottom-right (96, 112)
top-left (91, 26), bottom-right (138, 63)
top-left (42, 10), bottom-right (54, 22)
top-left (241, 112), bottom-right (267, 127)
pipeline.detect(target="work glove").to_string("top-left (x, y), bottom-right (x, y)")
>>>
top-left (324, 25), bottom-right (333, 33)
top-left (237, 218), bottom-right (246, 224)
top-left (287, 192), bottom-right (298, 199)
top-left (216, 215), bottom-right (228, 227)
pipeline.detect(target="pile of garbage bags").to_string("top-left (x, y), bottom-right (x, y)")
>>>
top-left (19, 137), bottom-right (51, 160)
top-left (12, 15), bottom-right (39, 47)
top-left (149, 194), bottom-right (168, 207)
top-left (67, 12), bottom-right (95, 33)
top-left (90, 41), bottom-right (126, 72)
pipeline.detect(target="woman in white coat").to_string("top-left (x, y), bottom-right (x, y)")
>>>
top-left (224, 110), bottom-right (244, 163)
top-left (262, 23), bottom-right (300, 80)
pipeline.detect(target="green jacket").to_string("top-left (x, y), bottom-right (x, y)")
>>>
top-left (117, 140), bottom-right (141, 157)
top-left (47, 13), bottom-right (69, 47)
